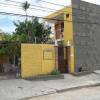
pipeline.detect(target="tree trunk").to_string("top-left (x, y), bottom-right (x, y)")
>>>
top-left (14, 55), bottom-right (16, 66)
top-left (25, 11), bottom-right (30, 42)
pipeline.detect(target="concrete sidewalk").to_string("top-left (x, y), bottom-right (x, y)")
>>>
top-left (94, 70), bottom-right (100, 75)
top-left (0, 73), bottom-right (100, 100)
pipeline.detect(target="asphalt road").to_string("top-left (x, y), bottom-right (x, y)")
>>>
top-left (27, 86), bottom-right (100, 100)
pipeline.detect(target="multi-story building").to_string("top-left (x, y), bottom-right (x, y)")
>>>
top-left (45, 0), bottom-right (100, 73)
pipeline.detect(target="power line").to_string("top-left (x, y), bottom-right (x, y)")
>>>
top-left (0, 1), bottom-right (100, 25)
top-left (7, 0), bottom-right (77, 15)
top-left (0, 1), bottom-right (74, 16)
top-left (5, 0), bottom-right (59, 11)
top-left (39, 0), bottom-right (66, 7)
top-left (0, 2), bottom-right (84, 19)
top-left (0, 1), bottom-right (95, 19)
top-left (0, 2), bottom-right (54, 12)
top-left (35, 0), bottom-right (100, 15)
top-left (0, 11), bottom-right (66, 21)
top-left (0, 11), bottom-right (100, 25)
top-left (0, 2), bottom-right (78, 19)
top-left (4, 0), bottom-right (75, 14)
top-left (4, 0), bottom-right (100, 18)
top-left (0, 2), bottom-right (100, 23)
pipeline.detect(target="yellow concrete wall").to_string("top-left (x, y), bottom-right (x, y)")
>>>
top-left (63, 8), bottom-right (75, 73)
top-left (44, 7), bottom-right (75, 73)
top-left (21, 44), bottom-right (55, 78)
top-left (70, 46), bottom-right (74, 73)
top-left (63, 8), bottom-right (73, 45)
top-left (41, 45), bottom-right (55, 74)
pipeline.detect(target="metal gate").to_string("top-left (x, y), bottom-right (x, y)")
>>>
top-left (58, 46), bottom-right (69, 73)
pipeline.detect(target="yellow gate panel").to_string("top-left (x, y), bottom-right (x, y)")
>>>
top-left (41, 45), bottom-right (55, 74)
top-left (21, 44), bottom-right (42, 78)
top-left (21, 44), bottom-right (55, 78)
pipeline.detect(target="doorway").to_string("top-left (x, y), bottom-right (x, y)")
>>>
top-left (58, 46), bottom-right (69, 73)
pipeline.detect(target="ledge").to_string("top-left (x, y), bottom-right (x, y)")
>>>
top-left (71, 71), bottom-right (93, 76)
top-left (24, 74), bottom-right (64, 81)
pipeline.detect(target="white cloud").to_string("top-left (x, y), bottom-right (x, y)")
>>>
top-left (0, 0), bottom-right (99, 19)
top-left (0, 0), bottom-right (100, 18)
top-left (0, 26), bottom-right (15, 33)
top-left (38, 0), bottom-right (71, 16)
top-left (0, 0), bottom-right (100, 33)
top-left (82, 0), bottom-right (100, 5)
top-left (6, 0), bottom-right (33, 3)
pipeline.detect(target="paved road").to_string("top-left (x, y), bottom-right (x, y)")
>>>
top-left (27, 86), bottom-right (100, 100)
top-left (1, 73), bottom-right (100, 100)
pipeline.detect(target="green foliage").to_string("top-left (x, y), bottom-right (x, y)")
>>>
top-left (0, 47), bottom-right (6, 55)
top-left (1, 33), bottom-right (12, 41)
top-left (13, 18), bottom-right (51, 43)
top-left (0, 17), bottom-right (51, 56)
top-left (12, 33), bottom-right (28, 43)
top-left (6, 44), bottom-right (20, 56)
top-left (22, 1), bottom-right (30, 21)
top-left (22, 1), bottom-right (30, 11)
top-left (0, 44), bottom-right (20, 56)
top-left (0, 33), bottom-right (21, 56)
top-left (58, 40), bottom-right (64, 46)
top-left (78, 66), bottom-right (82, 72)
top-left (51, 69), bottom-right (60, 75)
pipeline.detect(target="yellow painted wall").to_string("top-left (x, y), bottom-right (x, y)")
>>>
top-left (21, 44), bottom-right (55, 78)
top-left (41, 45), bottom-right (55, 74)
top-left (44, 7), bottom-right (74, 44)
top-left (63, 7), bottom-right (74, 45)
top-left (44, 7), bottom-right (75, 73)
top-left (63, 8), bottom-right (75, 73)
top-left (70, 46), bottom-right (74, 73)
top-left (44, 7), bottom-right (74, 45)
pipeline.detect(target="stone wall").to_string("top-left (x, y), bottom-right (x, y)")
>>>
top-left (72, 0), bottom-right (100, 72)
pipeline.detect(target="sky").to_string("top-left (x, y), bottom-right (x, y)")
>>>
top-left (0, 0), bottom-right (100, 33)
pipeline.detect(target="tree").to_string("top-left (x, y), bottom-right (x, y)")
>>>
top-left (22, 1), bottom-right (30, 21)
top-left (0, 32), bottom-right (21, 67)
top-left (1, 33), bottom-right (12, 41)
top-left (22, 1), bottom-right (30, 41)
top-left (0, 33), bottom-right (21, 56)
top-left (13, 18), bottom-right (51, 43)
top-left (12, 33), bottom-right (28, 43)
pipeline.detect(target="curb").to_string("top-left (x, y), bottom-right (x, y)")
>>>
top-left (71, 71), bottom-right (93, 76)
top-left (24, 74), bottom-right (64, 81)
top-left (20, 91), bottom-right (56, 100)
top-left (21, 83), bottom-right (100, 100)
top-left (56, 83), bottom-right (100, 93)
top-left (93, 72), bottom-right (100, 76)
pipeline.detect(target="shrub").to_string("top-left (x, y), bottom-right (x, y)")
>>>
top-left (51, 69), bottom-right (60, 75)
top-left (78, 66), bottom-right (82, 72)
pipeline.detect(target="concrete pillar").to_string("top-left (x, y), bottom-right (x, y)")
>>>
top-left (66, 41), bottom-right (75, 73)
top-left (54, 46), bottom-right (58, 70)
